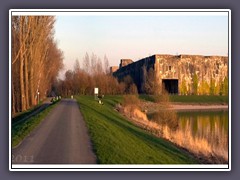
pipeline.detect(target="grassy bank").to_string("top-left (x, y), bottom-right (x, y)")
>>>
top-left (76, 95), bottom-right (198, 164)
top-left (12, 101), bottom-right (44, 123)
top-left (12, 101), bottom-right (60, 148)
top-left (140, 94), bottom-right (228, 104)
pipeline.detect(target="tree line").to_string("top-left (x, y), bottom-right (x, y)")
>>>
top-left (53, 53), bottom-right (139, 97)
top-left (12, 16), bottom-right (64, 115)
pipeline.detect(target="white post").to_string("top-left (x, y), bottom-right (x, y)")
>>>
top-left (94, 87), bottom-right (99, 100)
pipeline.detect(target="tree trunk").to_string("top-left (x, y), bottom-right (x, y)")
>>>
top-left (19, 54), bottom-right (26, 111)
top-left (29, 63), bottom-right (36, 106)
top-left (12, 80), bottom-right (16, 115)
top-left (19, 17), bottom-right (26, 111)
top-left (24, 50), bottom-right (29, 109)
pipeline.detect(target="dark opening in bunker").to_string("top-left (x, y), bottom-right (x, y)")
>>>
top-left (162, 79), bottom-right (178, 94)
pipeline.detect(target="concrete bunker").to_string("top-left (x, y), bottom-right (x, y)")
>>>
top-left (162, 79), bottom-right (178, 94)
top-left (112, 54), bottom-right (228, 95)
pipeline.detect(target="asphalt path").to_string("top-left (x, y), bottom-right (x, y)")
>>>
top-left (12, 99), bottom-right (96, 164)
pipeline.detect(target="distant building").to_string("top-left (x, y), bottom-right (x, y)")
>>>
top-left (110, 66), bottom-right (119, 74)
top-left (119, 59), bottom-right (134, 68)
top-left (111, 54), bottom-right (228, 95)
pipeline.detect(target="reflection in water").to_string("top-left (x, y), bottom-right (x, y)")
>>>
top-left (149, 110), bottom-right (228, 164)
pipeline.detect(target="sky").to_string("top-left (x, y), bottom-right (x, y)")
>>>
top-left (54, 12), bottom-right (229, 75)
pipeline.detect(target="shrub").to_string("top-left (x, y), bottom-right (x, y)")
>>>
top-left (122, 94), bottom-right (140, 108)
top-left (154, 88), bottom-right (171, 107)
top-left (150, 110), bottom-right (178, 131)
top-left (129, 84), bottom-right (138, 95)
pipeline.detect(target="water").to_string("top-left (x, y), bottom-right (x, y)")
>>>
top-left (148, 110), bottom-right (228, 164)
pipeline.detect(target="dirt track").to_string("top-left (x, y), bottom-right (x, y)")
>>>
top-left (169, 104), bottom-right (228, 111)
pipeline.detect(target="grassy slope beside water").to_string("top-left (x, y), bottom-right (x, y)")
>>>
top-left (140, 94), bottom-right (228, 104)
top-left (77, 95), bottom-right (198, 164)
top-left (170, 95), bottom-right (228, 104)
top-left (12, 101), bottom-right (59, 148)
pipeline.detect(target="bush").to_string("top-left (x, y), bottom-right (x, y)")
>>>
top-left (121, 95), bottom-right (141, 118)
top-left (122, 94), bottom-right (140, 108)
top-left (150, 110), bottom-right (178, 131)
top-left (154, 88), bottom-right (171, 106)
top-left (129, 84), bottom-right (138, 94)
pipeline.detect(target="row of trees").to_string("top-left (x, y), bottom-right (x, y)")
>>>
top-left (54, 57), bottom-right (176, 98)
top-left (53, 53), bottom-right (139, 96)
top-left (12, 16), bottom-right (64, 115)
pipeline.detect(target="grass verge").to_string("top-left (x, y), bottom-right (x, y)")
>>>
top-left (12, 101), bottom-right (60, 148)
top-left (12, 101), bottom-right (44, 123)
top-left (76, 95), bottom-right (198, 164)
top-left (140, 94), bottom-right (228, 104)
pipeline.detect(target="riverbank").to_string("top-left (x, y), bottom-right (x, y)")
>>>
top-left (118, 95), bottom-right (228, 164)
top-left (140, 100), bottom-right (228, 114)
top-left (76, 95), bottom-right (198, 164)
top-left (139, 94), bottom-right (228, 105)
top-left (170, 103), bottom-right (228, 111)
top-left (117, 102), bottom-right (228, 164)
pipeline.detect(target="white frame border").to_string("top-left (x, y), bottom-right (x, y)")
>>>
top-left (9, 9), bottom-right (231, 171)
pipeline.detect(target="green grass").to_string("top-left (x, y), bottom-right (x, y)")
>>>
top-left (76, 95), bottom-right (198, 164)
top-left (169, 95), bottom-right (228, 104)
top-left (139, 94), bottom-right (228, 104)
top-left (12, 101), bottom-right (60, 148)
top-left (12, 101), bottom-right (44, 123)
top-left (139, 94), bottom-right (156, 102)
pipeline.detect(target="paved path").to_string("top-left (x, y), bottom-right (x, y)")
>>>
top-left (12, 99), bottom-right (96, 164)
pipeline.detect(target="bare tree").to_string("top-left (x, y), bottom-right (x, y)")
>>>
top-left (90, 53), bottom-right (97, 74)
top-left (12, 16), bottom-right (63, 115)
top-left (104, 54), bottom-right (110, 74)
top-left (144, 67), bottom-right (161, 95)
top-left (83, 52), bottom-right (90, 73)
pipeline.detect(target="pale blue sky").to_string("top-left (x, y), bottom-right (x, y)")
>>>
top-left (54, 14), bottom-right (228, 72)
